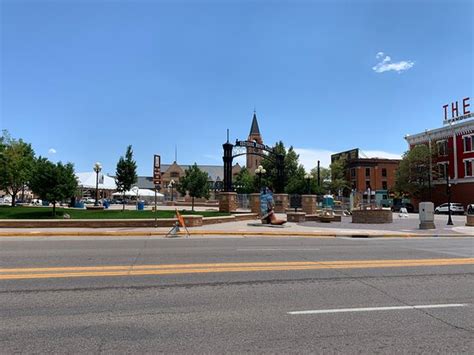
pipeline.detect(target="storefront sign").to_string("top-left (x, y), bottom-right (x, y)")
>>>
top-left (443, 97), bottom-right (472, 125)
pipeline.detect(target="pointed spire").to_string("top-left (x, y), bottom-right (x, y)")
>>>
top-left (249, 111), bottom-right (260, 136)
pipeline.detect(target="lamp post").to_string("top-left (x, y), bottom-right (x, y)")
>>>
top-left (446, 174), bottom-right (453, 225)
top-left (131, 186), bottom-right (139, 210)
top-left (255, 165), bottom-right (266, 192)
top-left (304, 173), bottom-right (312, 194)
top-left (93, 162), bottom-right (102, 206)
top-left (168, 179), bottom-right (175, 202)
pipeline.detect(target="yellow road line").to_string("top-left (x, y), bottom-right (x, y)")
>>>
top-left (1, 258), bottom-right (473, 280)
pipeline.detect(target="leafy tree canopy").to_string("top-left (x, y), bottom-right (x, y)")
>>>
top-left (233, 167), bottom-right (255, 193)
top-left (29, 157), bottom-right (78, 216)
top-left (329, 158), bottom-right (350, 195)
top-left (395, 145), bottom-right (436, 200)
top-left (177, 164), bottom-right (210, 211)
top-left (115, 145), bottom-right (138, 210)
top-left (0, 130), bottom-right (35, 206)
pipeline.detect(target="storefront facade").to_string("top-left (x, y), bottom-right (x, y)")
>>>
top-left (405, 98), bottom-right (474, 208)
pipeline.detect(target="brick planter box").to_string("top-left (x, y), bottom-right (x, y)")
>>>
top-left (352, 209), bottom-right (393, 224)
top-left (466, 215), bottom-right (474, 227)
top-left (306, 214), bottom-right (341, 222)
top-left (287, 212), bottom-right (306, 223)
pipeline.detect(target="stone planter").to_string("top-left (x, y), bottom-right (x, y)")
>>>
top-left (352, 209), bottom-right (393, 224)
top-left (249, 193), bottom-right (260, 215)
top-left (273, 194), bottom-right (289, 213)
top-left (287, 212), bottom-right (306, 223)
top-left (301, 195), bottom-right (317, 215)
top-left (219, 192), bottom-right (237, 212)
top-left (466, 215), bottom-right (474, 227)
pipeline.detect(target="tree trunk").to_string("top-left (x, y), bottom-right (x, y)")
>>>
top-left (192, 197), bottom-right (195, 211)
top-left (122, 192), bottom-right (125, 211)
top-left (52, 202), bottom-right (56, 217)
top-left (11, 192), bottom-right (16, 207)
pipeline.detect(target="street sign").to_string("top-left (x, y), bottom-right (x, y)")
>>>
top-left (153, 154), bottom-right (161, 185)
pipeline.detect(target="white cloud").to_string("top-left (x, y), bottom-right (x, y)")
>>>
top-left (294, 148), bottom-right (335, 170)
top-left (48, 148), bottom-right (57, 154)
top-left (372, 52), bottom-right (414, 73)
top-left (363, 150), bottom-right (402, 160)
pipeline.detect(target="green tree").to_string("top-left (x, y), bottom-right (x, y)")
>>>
top-left (395, 145), bottom-right (435, 200)
top-left (310, 166), bottom-right (331, 194)
top-left (115, 145), bottom-right (138, 211)
top-left (233, 167), bottom-right (255, 193)
top-left (177, 164), bottom-right (210, 211)
top-left (29, 158), bottom-right (78, 216)
top-left (260, 141), bottom-right (301, 193)
top-left (0, 131), bottom-right (35, 206)
top-left (285, 165), bottom-right (308, 194)
top-left (329, 158), bottom-right (350, 196)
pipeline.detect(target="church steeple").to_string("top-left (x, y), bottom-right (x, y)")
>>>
top-left (249, 111), bottom-right (260, 136)
top-left (246, 110), bottom-right (264, 174)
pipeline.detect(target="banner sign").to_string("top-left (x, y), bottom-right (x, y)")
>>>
top-left (235, 140), bottom-right (274, 153)
top-left (153, 155), bottom-right (161, 185)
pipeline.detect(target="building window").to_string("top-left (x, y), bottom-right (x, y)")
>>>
top-left (464, 159), bottom-right (473, 177)
top-left (437, 162), bottom-right (448, 180)
top-left (365, 181), bottom-right (371, 189)
top-left (463, 135), bottom-right (473, 152)
top-left (170, 172), bottom-right (179, 178)
top-left (350, 168), bottom-right (356, 178)
top-left (382, 168), bottom-right (387, 177)
top-left (437, 140), bottom-right (448, 156)
top-left (382, 181), bottom-right (388, 190)
top-left (365, 168), bottom-right (370, 177)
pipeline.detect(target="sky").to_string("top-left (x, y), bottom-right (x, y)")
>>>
top-left (1, 0), bottom-right (473, 176)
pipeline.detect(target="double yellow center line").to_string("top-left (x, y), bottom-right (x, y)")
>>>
top-left (1, 258), bottom-right (473, 280)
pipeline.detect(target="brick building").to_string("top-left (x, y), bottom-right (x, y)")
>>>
top-left (331, 149), bottom-right (401, 197)
top-left (405, 117), bottom-right (474, 208)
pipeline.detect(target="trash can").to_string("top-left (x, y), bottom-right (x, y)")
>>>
top-left (103, 200), bottom-right (109, 209)
top-left (42, 200), bottom-right (49, 206)
top-left (137, 201), bottom-right (145, 211)
top-left (75, 202), bottom-right (85, 209)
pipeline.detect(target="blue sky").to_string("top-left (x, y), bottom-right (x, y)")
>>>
top-left (1, 0), bottom-right (472, 175)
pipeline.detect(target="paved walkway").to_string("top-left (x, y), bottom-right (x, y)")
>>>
top-left (0, 213), bottom-right (472, 238)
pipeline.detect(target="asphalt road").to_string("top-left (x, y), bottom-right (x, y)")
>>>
top-left (1, 236), bottom-right (473, 353)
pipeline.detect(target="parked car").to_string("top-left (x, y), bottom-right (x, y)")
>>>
top-left (434, 203), bottom-right (465, 215)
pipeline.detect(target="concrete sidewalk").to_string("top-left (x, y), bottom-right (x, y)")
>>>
top-left (0, 213), bottom-right (472, 238)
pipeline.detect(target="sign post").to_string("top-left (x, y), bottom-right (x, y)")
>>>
top-left (153, 155), bottom-right (161, 227)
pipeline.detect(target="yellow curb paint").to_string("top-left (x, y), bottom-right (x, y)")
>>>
top-left (1, 258), bottom-right (473, 280)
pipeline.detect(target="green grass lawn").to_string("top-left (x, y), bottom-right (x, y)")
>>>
top-left (0, 206), bottom-right (230, 219)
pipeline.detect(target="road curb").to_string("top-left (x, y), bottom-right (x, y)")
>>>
top-left (0, 230), bottom-right (469, 238)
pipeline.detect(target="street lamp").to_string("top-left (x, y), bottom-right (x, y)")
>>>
top-left (93, 162), bottom-right (102, 206)
top-left (168, 179), bottom-right (175, 202)
top-left (131, 186), bottom-right (139, 210)
top-left (446, 174), bottom-right (453, 225)
top-left (304, 173), bottom-right (313, 194)
top-left (255, 165), bottom-right (266, 192)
